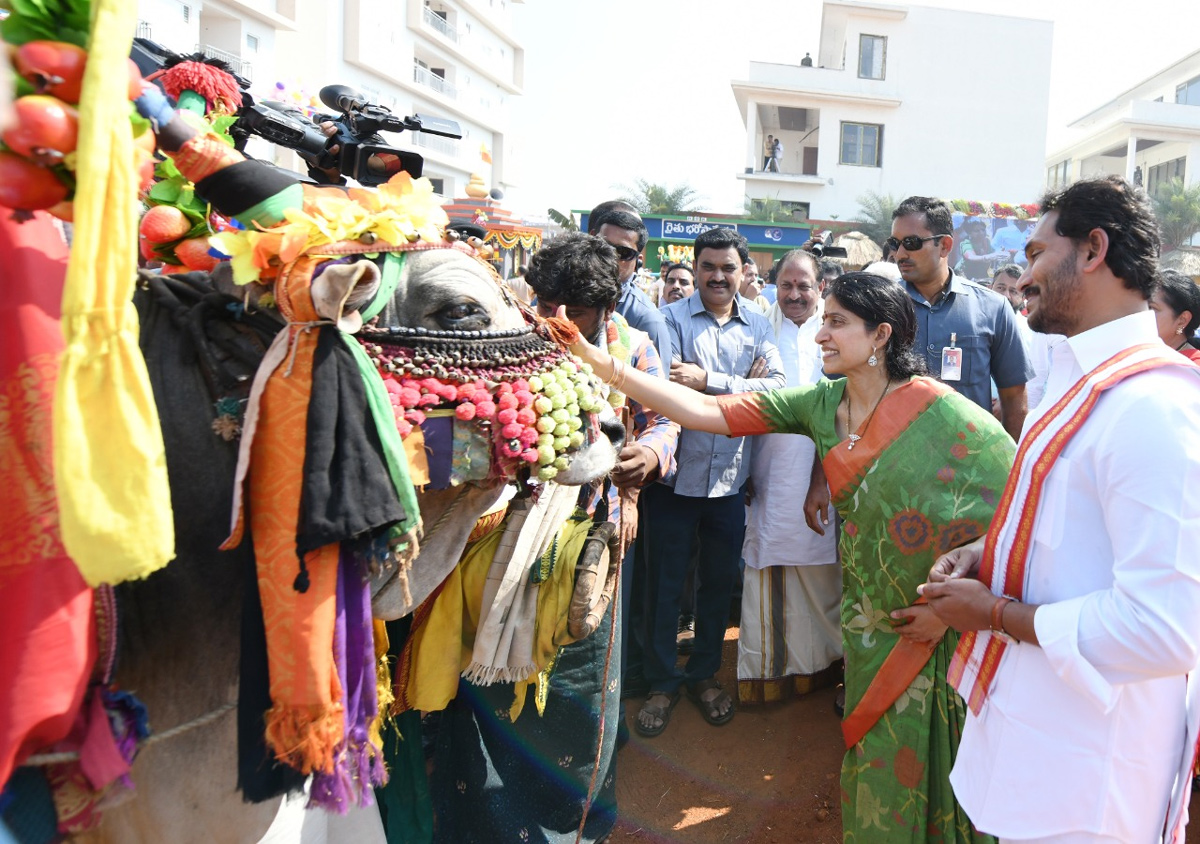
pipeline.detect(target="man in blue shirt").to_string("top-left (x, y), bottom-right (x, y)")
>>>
top-left (890, 196), bottom-right (1032, 440)
top-left (586, 202), bottom-right (672, 374)
top-left (635, 227), bottom-right (785, 738)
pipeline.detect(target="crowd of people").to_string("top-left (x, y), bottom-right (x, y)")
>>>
top-left (511, 177), bottom-right (1200, 842)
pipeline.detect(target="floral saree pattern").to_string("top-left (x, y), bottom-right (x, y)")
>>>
top-left (720, 377), bottom-right (1014, 842)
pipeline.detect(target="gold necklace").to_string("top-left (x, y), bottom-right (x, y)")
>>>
top-left (846, 379), bottom-right (891, 451)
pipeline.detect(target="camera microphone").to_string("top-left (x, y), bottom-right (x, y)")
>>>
top-left (319, 84), bottom-right (367, 114)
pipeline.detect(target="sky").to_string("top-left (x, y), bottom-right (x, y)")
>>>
top-left (505, 0), bottom-right (1199, 217)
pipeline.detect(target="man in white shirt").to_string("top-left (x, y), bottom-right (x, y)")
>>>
top-left (738, 250), bottom-right (841, 705)
top-left (921, 176), bottom-right (1200, 843)
top-left (992, 263), bottom-right (1060, 410)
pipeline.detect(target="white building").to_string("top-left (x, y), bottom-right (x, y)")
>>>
top-left (732, 0), bottom-right (1053, 221)
top-left (135, 0), bottom-right (524, 198)
top-left (1045, 49), bottom-right (1200, 196)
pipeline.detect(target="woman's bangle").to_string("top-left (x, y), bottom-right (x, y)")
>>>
top-left (990, 595), bottom-right (1017, 641)
top-left (605, 357), bottom-right (627, 392)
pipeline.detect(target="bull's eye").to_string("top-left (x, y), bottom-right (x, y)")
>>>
top-left (435, 301), bottom-right (491, 331)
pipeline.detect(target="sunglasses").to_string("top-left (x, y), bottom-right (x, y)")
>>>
top-left (605, 242), bottom-right (641, 262)
top-left (885, 234), bottom-right (947, 252)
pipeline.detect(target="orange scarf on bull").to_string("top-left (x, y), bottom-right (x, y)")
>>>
top-left (222, 254), bottom-right (412, 775)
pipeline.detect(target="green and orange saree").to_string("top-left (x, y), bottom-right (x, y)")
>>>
top-left (720, 376), bottom-right (1014, 843)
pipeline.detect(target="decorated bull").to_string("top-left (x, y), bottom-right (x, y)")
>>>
top-left (1, 12), bottom-right (626, 843)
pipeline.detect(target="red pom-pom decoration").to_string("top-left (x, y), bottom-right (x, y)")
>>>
top-left (456, 403), bottom-right (477, 421)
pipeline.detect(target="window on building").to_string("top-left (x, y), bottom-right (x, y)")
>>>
top-left (182, 4), bottom-right (190, 23)
top-left (840, 122), bottom-right (882, 167)
top-left (1176, 74), bottom-right (1200, 106)
top-left (428, 178), bottom-right (446, 195)
top-left (858, 34), bottom-right (886, 80)
top-left (246, 34), bottom-right (259, 53)
top-left (1046, 159), bottom-right (1070, 189)
top-left (1147, 156), bottom-right (1187, 196)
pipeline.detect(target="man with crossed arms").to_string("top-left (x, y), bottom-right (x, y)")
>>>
top-left (922, 176), bottom-right (1200, 843)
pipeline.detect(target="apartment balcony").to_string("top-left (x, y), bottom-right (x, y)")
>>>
top-left (739, 169), bottom-right (829, 188)
top-left (410, 131), bottom-right (461, 159)
top-left (733, 61), bottom-right (901, 111)
top-left (423, 7), bottom-right (460, 43)
top-left (198, 44), bottom-right (253, 82)
top-left (413, 64), bottom-right (458, 100)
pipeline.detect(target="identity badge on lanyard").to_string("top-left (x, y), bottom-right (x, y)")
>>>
top-left (941, 332), bottom-right (963, 382)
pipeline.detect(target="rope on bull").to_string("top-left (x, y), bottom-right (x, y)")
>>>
top-left (22, 702), bottom-right (238, 767)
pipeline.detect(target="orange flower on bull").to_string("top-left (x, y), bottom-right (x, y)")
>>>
top-left (887, 509), bottom-right (934, 555)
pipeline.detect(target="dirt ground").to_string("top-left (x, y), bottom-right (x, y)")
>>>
top-left (610, 627), bottom-right (1200, 843)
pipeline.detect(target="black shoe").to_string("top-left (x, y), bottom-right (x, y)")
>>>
top-left (676, 615), bottom-right (696, 655)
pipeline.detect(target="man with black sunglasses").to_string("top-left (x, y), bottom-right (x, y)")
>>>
top-left (890, 196), bottom-right (1032, 440)
top-left (586, 201), bottom-right (672, 376)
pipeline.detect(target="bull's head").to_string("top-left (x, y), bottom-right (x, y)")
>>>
top-left (343, 247), bottom-right (624, 618)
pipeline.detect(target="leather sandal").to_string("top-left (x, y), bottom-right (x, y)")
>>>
top-left (634, 690), bottom-right (681, 738)
top-left (687, 678), bottom-right (735, 726)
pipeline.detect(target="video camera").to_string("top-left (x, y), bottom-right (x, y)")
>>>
top-left (231, 84), bottom-right (462, 186)
top-left (805, 234), bottom-right (848, 260)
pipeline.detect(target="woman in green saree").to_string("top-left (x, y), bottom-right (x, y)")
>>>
top-left (566, 272), bottom-right (1014, 842)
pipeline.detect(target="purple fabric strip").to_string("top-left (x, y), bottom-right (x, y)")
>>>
top-left (308, 548), bottom-right (385, 813)
top-left (309, 553), bottom-right (352, 812)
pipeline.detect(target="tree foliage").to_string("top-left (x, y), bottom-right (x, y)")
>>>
top-left (744, 195), bottom-right (790, 223)
top-left (546, 208), bottom-right (578, 231)
top-left (1151, 179), bottom-right (1200, 250)
top-left (851, 191), bottom-right (900, 245)
top-left (618, 178), bottom-right (701, 215)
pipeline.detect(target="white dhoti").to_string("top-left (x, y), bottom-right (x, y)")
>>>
top-left (737, 429), bottom-right (841, 705)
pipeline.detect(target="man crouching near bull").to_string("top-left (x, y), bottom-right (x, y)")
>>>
top-left (429, 232), bottom-right (678, 843)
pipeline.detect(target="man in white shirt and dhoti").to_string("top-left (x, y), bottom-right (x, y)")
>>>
top-left (737, 250), bottom-right (842, 705)
top-left (922, 176), bottom-right (1200, 843)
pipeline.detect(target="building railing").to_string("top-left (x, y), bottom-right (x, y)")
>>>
top-left (413, 63), bottom-right (457, 99)
top-left (197, 44), bottom-right (253, 82)
top-left (136, 20), bottom-right (153, 40)
top-left (423, 7), bottom-right (460, 42)
top-left (410, 131), bottom-right (461, 158)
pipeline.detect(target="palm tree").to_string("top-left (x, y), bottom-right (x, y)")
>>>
top-left (546, 208), bottom-right (578, 231)
top-left (618, 178), bottom-right (701, 215)
top-left (852, 191), bottom-right (900, 245)
top-left (1151, 178), bottom-right (1200, 251)
top-left (744, 195), bottom-right (790, 223)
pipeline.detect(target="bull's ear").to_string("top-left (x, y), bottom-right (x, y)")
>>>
top-left (311, 260), bottom-right (381, 333)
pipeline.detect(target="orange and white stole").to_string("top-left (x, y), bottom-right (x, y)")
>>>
top-left (947, 342), bottom-right (1188, 715)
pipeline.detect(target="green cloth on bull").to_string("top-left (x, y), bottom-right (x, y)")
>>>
top-left (375, 709), bottom-right (434, 844)
top-left (342, 333), bottom-right (421, 552)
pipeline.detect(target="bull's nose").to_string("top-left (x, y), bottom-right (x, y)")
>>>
top-left (599, 417), bottom-right (626, 451)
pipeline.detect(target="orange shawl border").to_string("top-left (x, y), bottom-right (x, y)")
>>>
top-left (841, 598), bottom-right (940, 748)
top-left (949, 344), bottom-right (1184, 713)
top-left (824, 377), bottom-right (946, 503)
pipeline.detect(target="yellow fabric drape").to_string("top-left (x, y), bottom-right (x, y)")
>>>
top-left (402, 513), bottom-right (592, 720)
top-left (54, 0), bottom-right (175, 585)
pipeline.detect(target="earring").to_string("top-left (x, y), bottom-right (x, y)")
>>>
top-left (1177, 328), bottom-right (1185, 335)
top-left (867, 347), bottom-right (878, 367)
